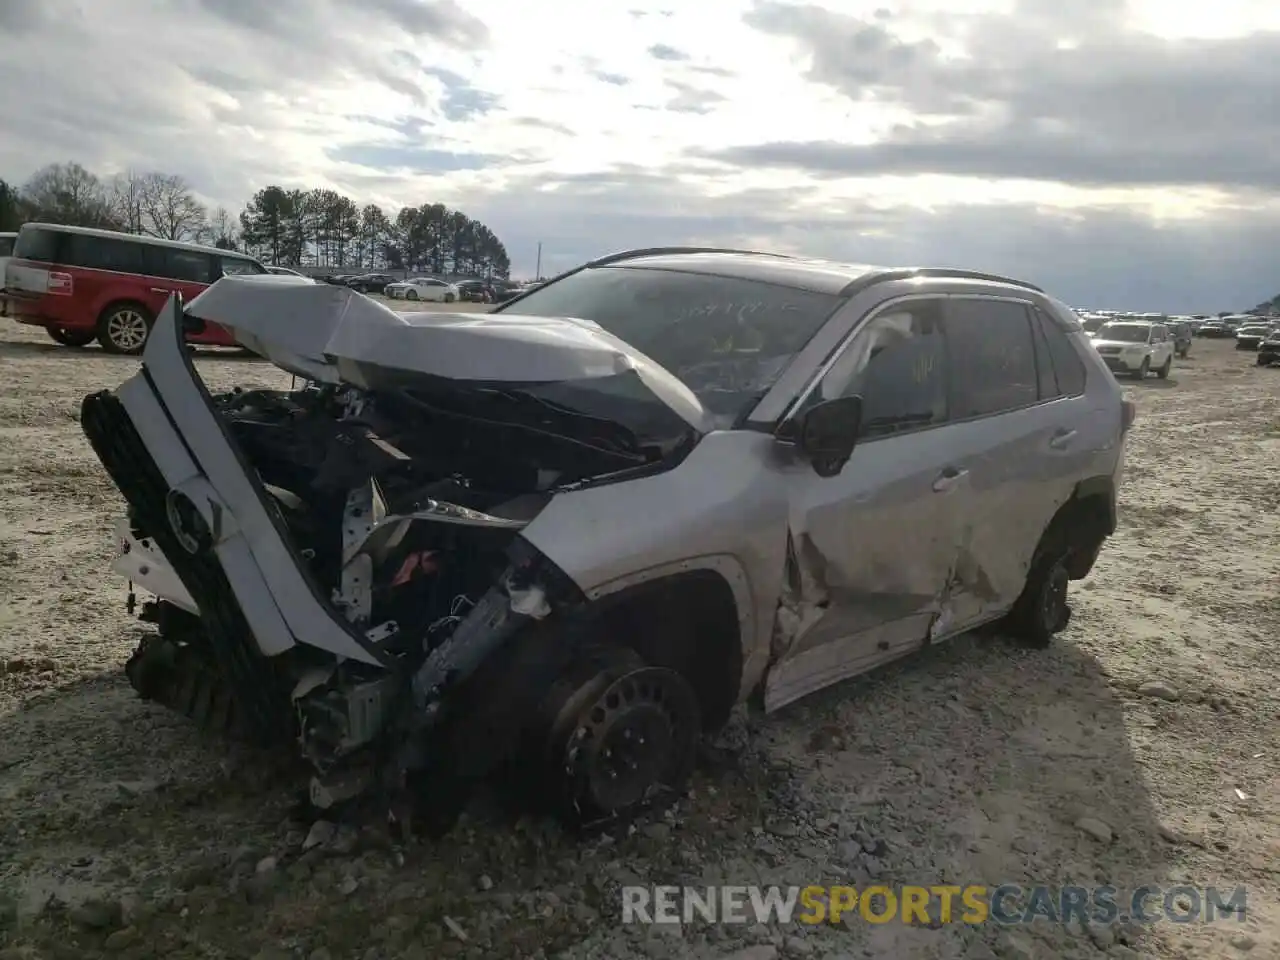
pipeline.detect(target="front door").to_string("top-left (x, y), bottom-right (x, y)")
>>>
top-left (764, 296), bottom-right (971, 710)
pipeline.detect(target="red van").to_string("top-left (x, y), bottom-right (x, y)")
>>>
top-left (3, 223), bottom-right (270, 354)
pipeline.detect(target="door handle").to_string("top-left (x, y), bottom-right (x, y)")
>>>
top-left (1049, 429), bottom-right (1078, 450)
top-left (150, 287), bottom-right (173, 295)
top-left (932, 467), bottom-right (968, 493)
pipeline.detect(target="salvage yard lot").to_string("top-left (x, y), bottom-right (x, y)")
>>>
top-left (0, 315), bottom-right (1278, 960)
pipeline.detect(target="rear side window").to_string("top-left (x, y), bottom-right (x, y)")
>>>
top-left (946, 298), bottom-right (1040, 418)
top-left (1035, 310), bottom-right (1087, 396)
top-left (65, 234), bottom-right (145, 273)
top-left (0, 236), bottom-right (14, 257)
top-left (13, 227), bottom-right (61, 262)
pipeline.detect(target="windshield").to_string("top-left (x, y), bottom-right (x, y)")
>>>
top-left (1097, 323), bottom-right (1150, 343)
top-left (496, 265), bottom-right (843, 421)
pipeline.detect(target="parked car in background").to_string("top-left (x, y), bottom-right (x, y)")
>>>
top-left (266, 266), bottom-right (312, 280)
top-left (383, 277), bottom-right (458, 302)
top-left (455, 279), bottom-right (494, 303)
top-left (0, 231), bottom-right (16, 317)
top-left (1196, 319), bottom-right (1232, 338)
top-left (3, 222), bottom-right (271, 353)
top-left (1167, 321), bottom-right (1192, 358)
top-left (491, 281), bottom-right (523, 303)
top-left (1257, 328), bottom-right (1280, 367)
top-left (1091, 320), bottom-right (1175, 379)
top-left (1234, 323), bottom-right (1273, 350)
top-left (345, 273), bottom-right (397, 295)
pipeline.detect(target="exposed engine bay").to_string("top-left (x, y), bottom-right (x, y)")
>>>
top-left (87, 286), bottom-right (709, 833)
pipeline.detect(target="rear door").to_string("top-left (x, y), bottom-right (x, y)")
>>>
top-left (935, 296), bottom-right (1079, 631)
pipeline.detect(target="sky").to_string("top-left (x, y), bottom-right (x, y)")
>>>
top-left (1, 0), bottom-right (1279, 311)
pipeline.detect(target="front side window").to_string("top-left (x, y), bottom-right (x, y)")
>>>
top-left (801, 298), bottom-right (948, 438)
top-left (167, 249), bottom-right (214, 283)
top-left (496, 265), bottom-right (843, 421)
top-left (946, 298), bottom-right (1040, 419)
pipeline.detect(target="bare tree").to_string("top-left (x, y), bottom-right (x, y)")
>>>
top-left (22, 162), bottom-right (114, 227)
top-left (107, 169), bottom-right (146, 234)
top-left (208, 206), bottom-right (239, 249)
top-left (138, 172), bottom-right (207, 241)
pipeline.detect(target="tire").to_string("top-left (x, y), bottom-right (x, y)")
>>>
top-left (1133, 357), bottom-right (1150, 379)
top-left (410, 623), bottom-right (699, 835)
top-left (405, 289), bottom-right (419, 301)
top-left (96, 303), bottom-right (153, 355)
top-left (1258, 355), bottom-right (1270, 366)
top-left (1002, 528), bottom-right (1073, 648)
top-left (1156, 354), bottom-right (1172, 379)
top-left (444, 293), bottom-right (456, 303)
top-left (47, 327), bottom-right (95, 347)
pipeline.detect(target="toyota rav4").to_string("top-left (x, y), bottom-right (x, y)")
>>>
top-left (80, 248), bottom-right (1133, 833)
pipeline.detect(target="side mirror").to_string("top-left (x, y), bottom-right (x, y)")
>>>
top-left (791, 395), bottom-right (863, 478)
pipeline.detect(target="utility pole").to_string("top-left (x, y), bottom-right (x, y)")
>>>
top-left (535, 242), bottom-right (542, 280)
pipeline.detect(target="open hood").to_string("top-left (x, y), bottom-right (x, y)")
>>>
top-left (186, 276), bottom-right (712, 433)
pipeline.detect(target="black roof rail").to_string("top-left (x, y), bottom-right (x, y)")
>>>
top-left (843, 267), bottom-right (1044, 296)
top-left (587, 246), bottom-right (798, 267)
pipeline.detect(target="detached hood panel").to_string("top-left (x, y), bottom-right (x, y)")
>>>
top-left (186, 277), bottom-right (711, 432)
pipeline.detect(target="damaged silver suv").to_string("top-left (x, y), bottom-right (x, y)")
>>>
top-left (81, 248), bottom-right (1133, 832)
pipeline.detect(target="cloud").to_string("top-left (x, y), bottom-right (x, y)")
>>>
top-left (0, 0), bottom-right (1278, 308)
top-left (648, 43), bottom-right (691, 62)
top-left (734, 0), bottom-right (1280, 190)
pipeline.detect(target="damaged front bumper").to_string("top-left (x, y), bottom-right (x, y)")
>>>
top-left (80, 295), bottom-right (562, 803)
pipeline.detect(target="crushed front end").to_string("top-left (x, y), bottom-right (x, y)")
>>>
top-left (81, 285), bottom-right (706, 831)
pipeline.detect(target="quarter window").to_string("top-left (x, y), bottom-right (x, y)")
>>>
top-left (1035, 310), bottom-right (1087, 397)
top-left (946, 299), bottom-right (1039, 418)
top-left (806, 298), bottom-right (948, 438)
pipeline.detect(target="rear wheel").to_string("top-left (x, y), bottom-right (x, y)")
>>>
top-left (48, 327), bottom-right (95, 347)
top-left (97, 303), bottom-right (153, 355)
top-left (1258, 354), bottom-right (1270, 366)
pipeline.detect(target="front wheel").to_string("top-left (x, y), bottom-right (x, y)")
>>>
top-left (1258, 355), bottom-right (1270, 366)
top-left (443, 292), bottom-right (456, 303)
top-left (97, 304), bottom-right (153, 355)
top-left (1156, 354), bottom-right (1172, 379)
top-left (1133, 357), bottom-right (1150, 379)
top-left (405, 289), bottom-right (419, 301)
top-left (48, 327), bottom-right (95, 347)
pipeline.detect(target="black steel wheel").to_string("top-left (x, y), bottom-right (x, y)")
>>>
top-left (536, 649), bottom-right (700, 826)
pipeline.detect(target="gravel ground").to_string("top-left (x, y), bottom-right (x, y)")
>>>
top-left (0, 308), bottom-right (1277, 960)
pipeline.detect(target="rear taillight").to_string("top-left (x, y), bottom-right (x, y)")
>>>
top-left (47, 271), bottom-right (73, 295)
top-left (1121, 399), bottom-right (1136, 432)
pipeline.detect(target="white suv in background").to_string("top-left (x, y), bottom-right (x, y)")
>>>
top-left (1091, 320), bottom-right (1175, 379)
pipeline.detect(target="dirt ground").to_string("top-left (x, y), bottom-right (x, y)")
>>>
top-left (0, 308), bottom-right (1277, 960)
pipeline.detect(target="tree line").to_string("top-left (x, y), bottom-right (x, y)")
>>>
top-left (0, 162), bottom-right (511, 279)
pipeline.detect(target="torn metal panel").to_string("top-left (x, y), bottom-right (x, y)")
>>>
top-left (770, 530), bottom-right (831, 661)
